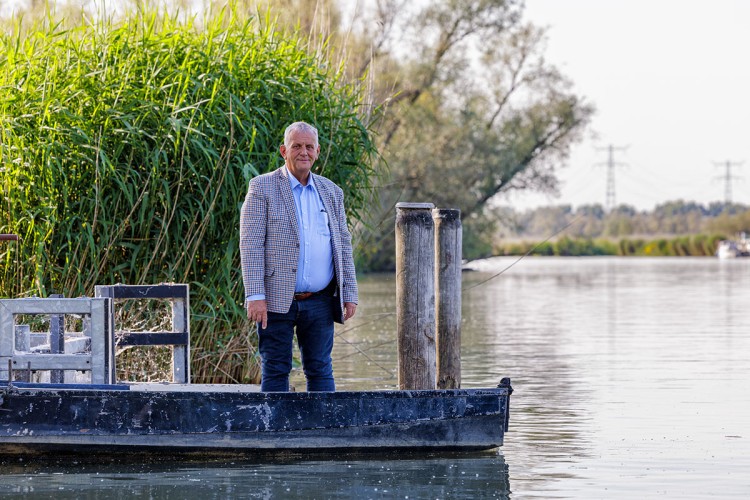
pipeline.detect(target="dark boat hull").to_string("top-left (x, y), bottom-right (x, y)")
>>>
top-left (0, 381), bottom-right (511, 457)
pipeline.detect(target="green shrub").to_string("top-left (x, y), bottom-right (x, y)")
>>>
top-left (592, 238), bottom-right (618, 255)
top-left (0, 7), bottom-right (376, 382)
top-left (532, 241), bottom-right (554, 256)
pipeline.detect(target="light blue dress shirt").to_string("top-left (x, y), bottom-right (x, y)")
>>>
top-left (247, 169), bottom-right (334, 302)
top-left (289, 172), bottom-right (334, 293)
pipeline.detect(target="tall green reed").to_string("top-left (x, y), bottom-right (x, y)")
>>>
top-left (0, 5), bottom-right (377, 382)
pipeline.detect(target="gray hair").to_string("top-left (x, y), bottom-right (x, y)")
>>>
top-left (283, 121), bottom-right (318, 148)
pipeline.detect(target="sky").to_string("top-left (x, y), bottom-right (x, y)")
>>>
top-left (503, 0), bottom-right (750, 211)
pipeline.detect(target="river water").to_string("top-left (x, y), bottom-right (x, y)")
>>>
top-left (2, 257), bottom-right (749, 498)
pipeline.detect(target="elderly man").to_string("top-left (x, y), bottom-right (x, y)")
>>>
top-left (240, 121), bottom-right (358, 392)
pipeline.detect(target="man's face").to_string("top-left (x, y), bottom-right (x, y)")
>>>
top-left (280, 130), bottom-right (320, 183)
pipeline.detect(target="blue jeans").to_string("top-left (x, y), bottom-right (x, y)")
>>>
top-left (257, 294), bottom-right (335, 392)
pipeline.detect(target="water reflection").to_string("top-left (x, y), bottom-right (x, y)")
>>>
top-left (323, 257), bottom-right (750, 497)
top-left (0, 454), bottom-right (510, 499)
top-left (6, 257), bottom-right (750, 498)
top-left (461, 258), bottom-right (595, 492)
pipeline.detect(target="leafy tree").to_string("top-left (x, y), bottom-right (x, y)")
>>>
top-left (351, 0), bottom-right (594, 269)
top-left (494, 199), bottom-right (748, 255)
top-left (706, 210), bottom-right (750, 236)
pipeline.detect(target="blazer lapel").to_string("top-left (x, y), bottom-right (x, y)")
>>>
top-left (314, 174), bottom-right (335, 230)
top-left (314, 173), bottom-right (340, 268)
top-left (276, 167), bottom-right (299, 240)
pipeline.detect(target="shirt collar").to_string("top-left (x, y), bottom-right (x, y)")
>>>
top-left (286, 166), bottom-right (316, 192)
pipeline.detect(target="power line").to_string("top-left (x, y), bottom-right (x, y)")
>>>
top-left (595, 144), bottom-right (628, 210)
top-left (713, 160), bottom-right (744, 204)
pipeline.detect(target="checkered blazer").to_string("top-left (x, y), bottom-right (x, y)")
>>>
top-left (239, 166), bottom-right (358, 323)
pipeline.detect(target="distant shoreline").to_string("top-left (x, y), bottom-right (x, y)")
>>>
top-left (490, 233), bottom-right (724, 257)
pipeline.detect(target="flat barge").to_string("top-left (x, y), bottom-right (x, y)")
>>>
top-left (0, 379), bottom-right (511, 457)
top-left (0, 284), bottom-right (511, 458)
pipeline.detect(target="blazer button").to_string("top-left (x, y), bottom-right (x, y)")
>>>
top-left (296, 243), bottom-right (300, 248)
top-left (292, 268), bottom-right (297, 272)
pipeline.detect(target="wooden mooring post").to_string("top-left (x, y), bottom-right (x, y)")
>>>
top-left (395, 202), bottom-right (436, 390)
top-left (433, 208), bottom-right (462, 389)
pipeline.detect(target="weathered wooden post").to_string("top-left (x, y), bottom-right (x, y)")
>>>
top-left (433, 208), bottom-right (462, 389)
top-left (395, 202), bottom-right (436, 390)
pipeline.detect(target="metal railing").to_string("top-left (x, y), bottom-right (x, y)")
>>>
top-left (0, 297), bottom-right (113, 384)
top-left (95, 284), bottom-right (190, 384)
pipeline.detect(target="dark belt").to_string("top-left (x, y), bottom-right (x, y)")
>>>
top-left (294, 280), bottom-right (336, 301)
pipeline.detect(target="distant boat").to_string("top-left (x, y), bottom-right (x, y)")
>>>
top-left (716, 233), bottom-right (750, 258)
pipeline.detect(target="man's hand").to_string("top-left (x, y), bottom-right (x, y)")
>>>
top-left (247, 299), bottom-right (268, 329)
top-left (344, 302), bottom-right (357, 321)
